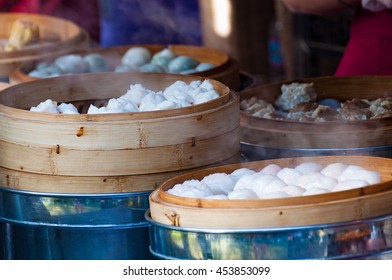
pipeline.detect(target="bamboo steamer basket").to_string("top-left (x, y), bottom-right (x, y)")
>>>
top-left (149, 155), bottom-right (392, 228)
top-left (9, 44), bottom-right (241, 90)
top-left (240, 76), bottom-right (392, 151)
top-left (0, 72), bottom-right (241, 193)
top-left (0, 12), bottom-right (89, 76)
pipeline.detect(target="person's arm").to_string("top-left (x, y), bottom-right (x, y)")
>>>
top-left (281, 0), bottom-right (361, 15)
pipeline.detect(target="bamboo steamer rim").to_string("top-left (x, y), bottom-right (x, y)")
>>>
top-left (0, 12), bottom-right (86, 58)
top-left (0, 72), bottom-right (231, 122)
top-left (156, 155), bottom-right (392, 209)
top-left (9, 43), bottom-right (231, 83)
top-left (0, 90), bottom-right (239, 151)
top-left (241, 110), bottom-right (392, 128)
top-left (0, 29), bottom-right (89, 63)
top-left (0, 153), bottom-right (241, 194)
top-left (149, 185), bottom-right (392, 228)
top-left (241, 112), bottom-right (392, 134)
top-left (240, 75), bottom-right (392, 127)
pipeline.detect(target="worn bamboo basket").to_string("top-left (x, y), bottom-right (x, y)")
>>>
top-left (9, 44), bottom-right (241, 89)
top-left (0, 12), bottom-right (89, 76)
top-left (239, 76), bottom-right (392, 159)
top-left (149, 155), bottom-right (392, 228)
top-left (0, 72), bottom-right (241, 193)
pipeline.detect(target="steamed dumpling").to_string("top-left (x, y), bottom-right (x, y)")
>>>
top-left (83, 53), bottom-right (110, 72)
top-left (295, 162), bottom-right (323, 174)
top-left (122, 47), bottom-right (152, 67)
top-left (54, 54), bottom-right (89, 73)
top-left (168, 56), bottom-right (199, 73)
top-left (30, 99), bottom-right (59, 113)
top-left (338, 165), bottom-right (365, 182)
top-left (139, 63), bottom-right (165, 73)
top-left (57, 103), bottom-right (79, 114)
top-left (262, 191), bottom-right (291, 199)
top-left (120, 84), bottom-right (149, 106)
top-left (321, 163), bottom-right (348, 179)
top-left (333, 179), bottom-right (369, 192)
top-left (114, 63), bottom-right (139, 73)
top-left (260, 164), bottom-right (282, 175)
top-left (277, 168), bottom-right (302, 185)
top-left (250, 174), bottom-right (286, 198)
top-left (230, 168), bottom-right (256, 181)
top-left (139, 92), bottom-right (166, 111)
top-left (228, 189), bottom-right (258, 199)
top-left (302, 188), bottom-right (329, 196)
top-left (297, 173), bottom-right (336, 190)
top-left (282, 185), bottom-right (305, 196)
top-left (348, 169), bottom-right (381, 184)
top-left (202, 173), bottom-right (236, 195)
top-left (168, 179), bottom-right (213, 198)
top-left (151, 48), bottom-right (175, 69)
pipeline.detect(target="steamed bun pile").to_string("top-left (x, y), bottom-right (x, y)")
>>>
top-left (28, 47), bottom-right (216, 78)
top-left (167, 162), bottom-right (381, 200)
top-left (29, 79), bottom-right (219, 114)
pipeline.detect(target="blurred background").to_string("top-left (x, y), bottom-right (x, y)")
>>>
top-left (0, 0), bottom-right (352, 83)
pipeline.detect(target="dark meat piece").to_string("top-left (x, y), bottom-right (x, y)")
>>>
top-left (311, 105), bottom-right (340, 121)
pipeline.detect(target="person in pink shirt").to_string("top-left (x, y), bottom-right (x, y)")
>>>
top-left (282, 0), bottom-right (392, 76)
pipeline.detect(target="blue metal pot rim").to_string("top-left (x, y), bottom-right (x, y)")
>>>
top-left (0, 186), bottom-right (152, 198)
top-left (0, 188), bottom-right (152, 228)
top-left (0, 217), bottom-right (149, 229)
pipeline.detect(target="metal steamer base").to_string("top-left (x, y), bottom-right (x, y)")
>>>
top-left (0, 188), bottom-right (153, 260)
top-left (146, 211), bottom-right (392, 260)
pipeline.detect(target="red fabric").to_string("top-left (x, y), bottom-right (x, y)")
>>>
top-left (336, 8), bottom-right (392, 76)
top-left (0, 0), bottom-right (60, 13)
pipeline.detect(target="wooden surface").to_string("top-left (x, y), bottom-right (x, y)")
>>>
top-left (150, 155), bottom-right (392, 228)
top-left (240, 76), bottom-right (392, 148)
top-left (0, 12), bottom-right (89, 76)
top-left (9, 44), bottom-right (241, 89)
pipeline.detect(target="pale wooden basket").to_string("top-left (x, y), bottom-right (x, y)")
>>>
top-left (149, 155), bottom-right (392, 228)
top-left (0, 72), bottom-right (241, 193)
top-left (0, 12), bottom-right (89, 76)
top-left (9, 44), bottom-right (241, 90)
top-left (240, 76), bottom-right (392, 149)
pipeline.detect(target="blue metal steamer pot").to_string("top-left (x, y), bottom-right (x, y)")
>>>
top-left (0, 188), bottom-right (153, 260)
top-left (146, 210), bottom-right (392, 260)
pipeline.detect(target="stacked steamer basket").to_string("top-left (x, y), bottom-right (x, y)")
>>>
top-left (239, 76), bottom-right (392, 160)
top-left (9, 44), bottom-right (241, 90)
top-left (148, 156), bottom-right (392, 260)
top-left (0, 13), bottom-right (89, 78)
top-left (0, 72), bottom-right (240, 259)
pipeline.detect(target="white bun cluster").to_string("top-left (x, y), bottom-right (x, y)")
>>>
top-left (29, 79), bottom-right (219, 114)
top-left (167, 162), bottom-right (381, 200)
